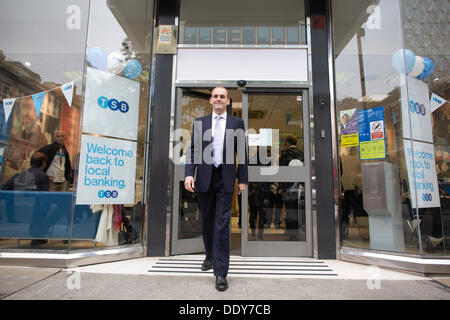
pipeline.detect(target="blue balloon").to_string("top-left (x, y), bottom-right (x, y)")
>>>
top-left (123, 59), bottom-right (143, 79)
top-left (87, 47), bottom-right (107, 70)
top-left (416, 57), bottom-right (435, 80)
top-left (392, 49), bottom-right (415, 74)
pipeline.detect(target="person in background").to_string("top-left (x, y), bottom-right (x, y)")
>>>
top-left (2, 152), bottom-right (49, 191)
top-left (3, 152), bottom-right (50, 245)
top-left (38, 129), bottom-right (73, 191)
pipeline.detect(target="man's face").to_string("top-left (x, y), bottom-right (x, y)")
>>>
top-left (210, 87), bottom-right (230, 115)
top-left (55, 131), bottom-right (66, 146)
top-left (21, 99), bottom-right (37, 130)
top-left (342, 114), bottom-right (348, 125)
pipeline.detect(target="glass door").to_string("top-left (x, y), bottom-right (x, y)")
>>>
top-left (170, 88), bottom-right (211, 255)
top-left (241, 89), bottom-right (312, 256)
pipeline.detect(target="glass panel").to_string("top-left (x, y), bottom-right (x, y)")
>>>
top-left (178, 182), bottom-right (201, 239)
top-left (213, 26), bottom-right (226, 44)
top-left (176, 91), bottom-right (211, 241)
top-left (248, 94), bottom-right (304, 166)
top-left (402, 0), bottom-right (449, 255)
top-left (228, 27), bottom-right (241, 45)
top-left (179, 0), bottom-right (306, 46)
top-left (184, 26), bottom-right (197, 44)
top-left (287, 26), bottom-right (300, 44)
top-left (333, 0), bottom-right (449, 255)
top-left (198, 27), bottom-right (212, 44)
top-left (0, 0), bottom-right (89, 250)
top-left (0, 0), bottom-right (153, 251)
top-left (271, 27), bottom-right (285, 45)
top-left (248, 182), bottom-right (305, 241)
top-left (242, 27), bottom-right (256, 45)
top-left (257, 27), bottom-right (270, 45)
top-left (180, 91), bottom-right (211, 133)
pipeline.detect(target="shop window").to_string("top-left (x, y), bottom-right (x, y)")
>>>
top-left (332, 0), bottom-right (449, 255)
top-left (0, 0), bottom-right (154, 251)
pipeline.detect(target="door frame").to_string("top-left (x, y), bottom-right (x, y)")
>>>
top-left (170, 88), bottom-right (211, 255)
top-left (241, 88), bottom-right (312, 257)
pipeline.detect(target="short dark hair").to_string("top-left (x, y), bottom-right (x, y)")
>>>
top-left (285, 135), bottom-right (297, 146)
top-left (30, 152), bottom-right (47, 168)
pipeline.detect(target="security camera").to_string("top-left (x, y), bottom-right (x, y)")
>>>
top-left (237, 80), bottom-right (247, 88)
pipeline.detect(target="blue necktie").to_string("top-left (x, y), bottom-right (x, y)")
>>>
top-left (213, 115), bottom-right (223, 167)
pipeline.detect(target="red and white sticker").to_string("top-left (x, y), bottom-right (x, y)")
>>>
top-left (370, 120), bottom-right (384, 140)
top-left (297, 96), bottom-right (303, 102)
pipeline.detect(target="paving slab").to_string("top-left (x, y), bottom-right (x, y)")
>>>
top-left (0, 266), bottom-right (61, 299)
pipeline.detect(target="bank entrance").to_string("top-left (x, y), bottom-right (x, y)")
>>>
top-left (170, 86), bottom-right (312, 257)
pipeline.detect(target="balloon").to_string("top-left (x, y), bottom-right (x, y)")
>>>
top-left (416, 57), bottom-right (435, 80)
top-left (87, 47), bottom-right (107, 70)
top-left (123, 59), bottom-right (143, 79)
top-left (392, 49), bottom-right (415, 74)
top-left (408, 56), bottom-right (425, 77)
top-left (107, 52), bottom-right (126, 74)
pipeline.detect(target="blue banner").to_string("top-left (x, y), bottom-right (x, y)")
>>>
top-left (32, 92), bottom-right (46, 118)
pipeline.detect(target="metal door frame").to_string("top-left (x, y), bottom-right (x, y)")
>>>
top-left (241, 88), bottom-right (312, 257)
top-left (170, 88), bottom-right (210, 255)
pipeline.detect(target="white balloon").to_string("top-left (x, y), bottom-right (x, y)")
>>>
top-left (408, 56), bottom-right (425, 77)
top-left (107, 52), bottom-right (126, 74)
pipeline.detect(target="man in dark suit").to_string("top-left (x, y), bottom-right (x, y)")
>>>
top-left (184, 87), bottom-right (248, 291)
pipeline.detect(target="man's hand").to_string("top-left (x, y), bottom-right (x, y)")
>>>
top-left (236, 183), bottom-right (246, 195)
top-left (184, 176), bottom-right (195, 193)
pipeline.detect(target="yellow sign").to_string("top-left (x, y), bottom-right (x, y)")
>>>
top-left (341, 133), bottom-right (359, 147)
top-left (359, 140), bottom-right (386, 160)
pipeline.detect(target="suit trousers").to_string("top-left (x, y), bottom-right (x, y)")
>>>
top-left (197, 165), bottom-right (233, 277)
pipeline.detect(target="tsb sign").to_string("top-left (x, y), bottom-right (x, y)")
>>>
top-left (98, 96), bottom-right (129, 113)
top-left (409, 100), bottom-right (426, 116)
top-left (98, 190), bottom-right (119, 199)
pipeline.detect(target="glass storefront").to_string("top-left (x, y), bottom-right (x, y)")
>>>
top-left (0, 0), bottom-right (154, 252)
top-left (332, 0), bottom-right (449, 255)
top-left (0, 0), bottom-right (448, 269)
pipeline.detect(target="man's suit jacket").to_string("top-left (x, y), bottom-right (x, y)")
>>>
top-left (185, 113), bottom-right (248, 193)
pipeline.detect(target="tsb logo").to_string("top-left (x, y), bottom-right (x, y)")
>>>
top-left (422, 193), bottom-right (432, 202)
top-left (98, 96), bottom-right (129, 113)
top-left (98, 190), bottom-right (119, 199)
top-left (63, 83), bottom-right (73, 91)
top-left (432, 96), bottom-right (443, 105)
top-left (409, 100), bottom-right (426, 116)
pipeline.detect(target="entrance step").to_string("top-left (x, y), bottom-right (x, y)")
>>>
top-left (148, 255), bottom-right (338, 278)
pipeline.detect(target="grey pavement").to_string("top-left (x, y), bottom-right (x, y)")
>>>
top-left (1, 256), bottom-right (450, 300)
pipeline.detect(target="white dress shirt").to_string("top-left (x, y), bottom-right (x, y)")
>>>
top-left (212, 111), bottom-right (227, 151)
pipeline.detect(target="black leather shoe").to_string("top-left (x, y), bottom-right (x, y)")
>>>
top-left (201, 259), bottom-right (212, 271)
top-left (215, 276), bottom-right (228, 291)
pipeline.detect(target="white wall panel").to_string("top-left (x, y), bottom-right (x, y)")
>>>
top-left (176, 48), bottom-right (308, 82)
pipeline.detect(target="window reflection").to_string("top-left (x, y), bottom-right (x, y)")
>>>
top-left (0, 0), bottom-right (153, 250)
top-left (248, 94), bottom-right (304, 167)
top-left (248, 182), bottom-right (305, 241)
top-left (178, 182), bottom-right (202, 240)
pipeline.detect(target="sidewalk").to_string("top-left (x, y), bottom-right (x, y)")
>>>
top-left (1, 255), bottom-right (450, 300)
